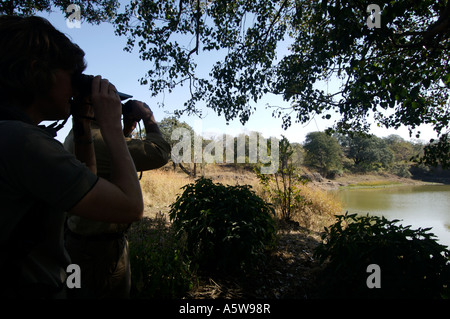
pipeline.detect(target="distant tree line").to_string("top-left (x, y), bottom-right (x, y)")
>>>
top-left (153, 117), bottom-right (447, 180)
top-left (302, 131), bottom-right (439, 179)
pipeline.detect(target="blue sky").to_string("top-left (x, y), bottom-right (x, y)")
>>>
top-left (38, 6), bottom-right (439, 145)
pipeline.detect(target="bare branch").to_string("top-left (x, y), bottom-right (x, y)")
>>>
top-left (187, 0), bottom-right (201, 60)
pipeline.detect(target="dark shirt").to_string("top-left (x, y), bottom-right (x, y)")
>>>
top-left (0, 120), bottom-right (98, 297)
top-left (64, 122), bottom-right (171, 235)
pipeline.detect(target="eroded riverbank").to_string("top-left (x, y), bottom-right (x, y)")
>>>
top-left (309, 172), bottom-right (444, 191)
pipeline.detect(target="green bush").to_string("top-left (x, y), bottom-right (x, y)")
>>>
top-left (314, 213), bottom-right (450, 298)
top-left (128, 215), bottom-right (194, 298)
top-left (169, 177), bottom-right (277, 274)
top-left (390, 162), bottom-right (412, 178)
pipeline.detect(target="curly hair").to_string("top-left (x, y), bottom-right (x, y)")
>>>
top-left (0, 15), bottom-right (86, 108)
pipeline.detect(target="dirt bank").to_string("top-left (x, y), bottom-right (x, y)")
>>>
top-left (308, 172), bottom-right (439, 191)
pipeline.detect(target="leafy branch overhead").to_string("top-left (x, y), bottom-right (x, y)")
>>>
top-left (2, 0), bottom-right (450, 166)
top-left (114, 1), bottom-right (450, 133)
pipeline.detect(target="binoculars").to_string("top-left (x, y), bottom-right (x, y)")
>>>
top-left (72, 73), bottom-right (133, 101)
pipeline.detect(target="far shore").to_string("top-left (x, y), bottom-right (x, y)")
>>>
top-left (310, 172), bottom-right (446, 191)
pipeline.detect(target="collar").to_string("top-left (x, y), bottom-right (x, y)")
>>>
top-left (0, 104), bottom-right (68, 137)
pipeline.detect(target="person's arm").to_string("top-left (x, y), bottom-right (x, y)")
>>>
top-left (122, 100), bottom-right (161, 136)
top-left (69, 96), bottom-right (97, 173)
top-left (69, 76), bottom-right (143, 223)
top-left (71, 117), bottom-right (97, 174)
top-left (122, 100), bottom-right (170, 171)
top-left (141, 110), bottom-right (161, 135)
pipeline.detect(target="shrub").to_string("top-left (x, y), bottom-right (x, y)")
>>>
top-left (390, 162), bottom-right (412, 178)
top-left (255, 136), bottom-right (340, 230)
top-left (314, 213), bottom-right (450, 298)
top-left (169, 177), bottom-right (277, 274)
top-left (294, 185), bottom-right (342, 231)
top-left (128, 215), bottom-right (194, 298)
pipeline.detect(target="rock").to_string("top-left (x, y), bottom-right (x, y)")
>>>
top-left (300, 172), bottom-right (324, 182)
top-left (312, 172), bottom-right (324, 182)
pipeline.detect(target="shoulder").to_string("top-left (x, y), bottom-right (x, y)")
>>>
top-left (0, 120), bottom-right (53, 141)
top-left (0, 120), bottom-right (31, 134)
top-left (0, 120), bottom-right (64, 156)
top-left (0, 121), bottom-right (35, 148)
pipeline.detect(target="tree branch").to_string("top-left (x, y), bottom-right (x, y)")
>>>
top-left (187, 0), bottom-right (201, 59)
top-left (261, 0), bottom-right (289, 44)
top-left (389, 1), bottom-right (450, 49)
top-left (423, 0), bottom-right (450, 43)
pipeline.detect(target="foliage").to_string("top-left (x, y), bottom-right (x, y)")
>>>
top-left (417, 133), bottom-right (450, 169)
top-left (276, 1), bottom-right (450, 133)
top-left (3, 0), bottom-right (450, 166)
top-left (314, 213), bottom-right (450, 298)
top-left (127, 215), bottom-right (194, 298)
top-left (303, 131), bottom-right (343, 177)
top-left (385, 134), bottom-right (418, 162)
top-left (0, 0), bottom-right (119, 23)
top-left (158, 116), bottom-right (195, 149)
top-left (338, 133), bottom-right (394, 172)
top-left (256, 136), bottom-right (341, 231)
top-left (389, 162), bottom-right (412, 178)
top-left (169, 177), bottom-right (276, 274)
top-left (256, 136), bottom-right (307, 221)
top-left (158, 116), bottom-right (197, 174)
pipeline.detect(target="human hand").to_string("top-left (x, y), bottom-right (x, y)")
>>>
top-left (91, 75), bottom-right (122, 130)
top-left (123, 100), bottom-right (153, 122)
top-left (122, 100), bottom-right (155, 137)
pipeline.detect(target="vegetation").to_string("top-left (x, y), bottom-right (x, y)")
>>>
top-left (130, 166), bottom-right (450, 299)
top-left (338, 134), bottom-right (394, 172)
top-left (128, 124), bottom-right (450, 299)
top-left (303, 131), bottom-right (344, 178)
top-left (3, 0), bottom-right (449, 166)
top-left (301, 131), bottom-right (450, 180)
top-left (168, 177), bottom-right (277, 275)
top-left (128, 214), bottom-right (194, 298)
top-left (256, 135), bottom-right (341, 229)
top-left (314, 213), bottom-right (450, 298)
top-left (155, 116), bottom-right (449, 182)
top-left (3, 1), bottom-right (449, 299)
top-left (256, 136), bottom-right (305, 221)
top-left (130, 128), bottom-right (450, 299)
top-left (129, 167), bottom-right (340, 298)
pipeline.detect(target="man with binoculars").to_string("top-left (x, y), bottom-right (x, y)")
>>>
top-left (64, 97), bottom-right (170, 299)
top-left (0, 15), bottom-right (169, 298)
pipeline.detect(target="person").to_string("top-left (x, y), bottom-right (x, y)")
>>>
top-left (63, 99), bottom-right (171, 299)
top-left (0, 15), bottom-right (144, 298)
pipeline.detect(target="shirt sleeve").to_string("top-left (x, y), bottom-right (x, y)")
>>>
top-left (126, 132), bottom-right (172, 171)
top-left (64, 126), bottom-right (171, 178)
top-left (6, 123), bottom-right (98, 212)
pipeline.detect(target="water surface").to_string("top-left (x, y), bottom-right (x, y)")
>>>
top-left (336, 184), bottom-right (450, 248)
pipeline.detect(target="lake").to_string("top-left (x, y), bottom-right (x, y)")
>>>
top-left (335, 184), bottom-right (450, 248)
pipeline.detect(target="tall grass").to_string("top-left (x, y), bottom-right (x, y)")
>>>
top-left (139, 169), bottom-right (193, 214)
top-left (128, 213), bottom-right (194, 298)
top-left (139, 165), bottom-right (341, 232)
top-left (294, 185), bottom-right (343, 232)
top-left (130, 165), bottom-right (342, 298)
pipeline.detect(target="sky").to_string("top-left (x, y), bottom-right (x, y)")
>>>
top-left (38, 5), bottom-right (440, 145)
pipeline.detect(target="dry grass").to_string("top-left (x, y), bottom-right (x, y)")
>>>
top-left (139, 169), bottom-right (192, 213)
top-left (136, 164), bottom-right (342, 299)
top-left (140, 164), bottom-right (341, 233)
top-left (293, 184), bottom-right (343, 232)
top-left (140, 165), bottom-right (262, 217)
